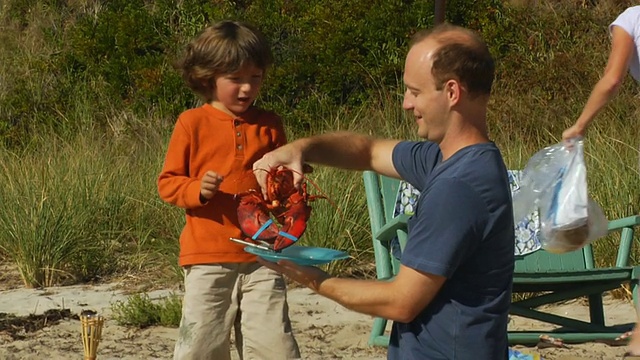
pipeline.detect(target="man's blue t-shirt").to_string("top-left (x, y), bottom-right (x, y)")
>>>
top-left (388, 141), bottom-right (514, 360)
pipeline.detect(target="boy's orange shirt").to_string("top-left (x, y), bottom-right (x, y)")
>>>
top-left (158, 104), bottom-right (287, 266)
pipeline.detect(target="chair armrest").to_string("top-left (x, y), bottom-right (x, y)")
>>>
top-left (374, 214), bottom-right (410, 244)
top-left (606, 215), bottom-right (640, 268)
top-left (608, 215), bottom-right (640, 232)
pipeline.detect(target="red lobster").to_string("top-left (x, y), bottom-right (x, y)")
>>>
top-left (235, 167), bottom-right (325, 251)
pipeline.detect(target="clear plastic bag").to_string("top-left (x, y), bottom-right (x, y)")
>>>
top-left (512, 139), bottom-right (608, 253)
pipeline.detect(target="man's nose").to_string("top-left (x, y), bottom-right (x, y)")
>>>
top-left (402, 93), bottom-right (413, 110)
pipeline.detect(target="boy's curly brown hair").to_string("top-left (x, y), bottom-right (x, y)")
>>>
top-left (175, 20), bottom-right (273, 102)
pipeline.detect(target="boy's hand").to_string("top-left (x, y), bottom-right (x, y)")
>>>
top-left (200, 171), bottom-right (224, 203)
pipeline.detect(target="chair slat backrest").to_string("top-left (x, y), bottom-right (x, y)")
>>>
top-left (514, 246), bottom-right (593, 273)
top-left (379, 175), bottom-right (401, 222)
top-left (364, 170), bottom-right (595, 277)
top-left (363, 171), bottom-right (403, 280)
top-left (363, 171), bottom-right (385, 235)
top-left (363, 172), bottom-right (402, 230)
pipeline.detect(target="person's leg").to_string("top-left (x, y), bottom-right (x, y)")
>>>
top-left (233, 297), bottom-right (243, 354)
top-left (173, 264), bottom-right (239, 360)
top-left (625, 289), bottom-right (640, 358)
top-left (236, 262), bottom-right (301, 360)
top-left (627, 321), bottom-right (640, 356)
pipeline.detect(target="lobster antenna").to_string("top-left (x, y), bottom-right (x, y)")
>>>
top-left (251, 166), bottom-right (342, 214)
top-left (287, 167), bottom-right (342, 215)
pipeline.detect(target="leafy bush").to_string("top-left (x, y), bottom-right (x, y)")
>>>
top-left (111, 292), bottom-right (182, 328)
top-left (244, 0), bottom-right (511, 129)
top-left (65, 0), bottom-right (177, 113)
top-left (1, 0), bottom-right (514, 142)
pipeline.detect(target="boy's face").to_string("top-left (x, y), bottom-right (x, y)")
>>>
top-left (212, 63), bottom-right (264, 117)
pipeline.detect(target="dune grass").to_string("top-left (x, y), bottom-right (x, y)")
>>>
top-left (2, 84), bottom-right (638, 289)
top-left (1, 0), bottom-right (640, 292)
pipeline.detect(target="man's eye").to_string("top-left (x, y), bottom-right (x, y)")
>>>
top-left (405, 88), bottom-right (418, 97)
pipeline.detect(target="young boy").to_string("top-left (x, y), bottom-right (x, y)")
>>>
top-left (158, 21), bottom-right (301, 360)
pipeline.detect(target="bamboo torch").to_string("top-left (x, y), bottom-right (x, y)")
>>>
top-left (80, 310), bottom-right (104, 360)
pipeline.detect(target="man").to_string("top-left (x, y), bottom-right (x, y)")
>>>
top-left (253, 24), bottom-right (515, 360)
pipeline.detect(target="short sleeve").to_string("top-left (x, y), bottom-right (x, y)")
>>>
top-left (402, 178), bottom-right (488, 278)
top-left (610, 6), bottom-right (640, 82)
top-left (610, 6), bottom-right (640, 37)
top-left (392, 141), bottom-right (441, 191)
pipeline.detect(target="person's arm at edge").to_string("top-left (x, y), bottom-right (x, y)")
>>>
top-left (259, 258), bottom-right (445, 322)
top-left (563, 26), bottom-right (634, 140)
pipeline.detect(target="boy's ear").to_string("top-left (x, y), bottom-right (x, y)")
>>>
top-left (202, 79), bottom-right (215, 95)
top-left (203, 78), bottom-right (215, 89)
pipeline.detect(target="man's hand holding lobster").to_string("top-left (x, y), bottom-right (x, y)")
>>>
top-left (253, 141), bottom-right (307, 199)
top-left (200, 171), bottom-right (224, 204)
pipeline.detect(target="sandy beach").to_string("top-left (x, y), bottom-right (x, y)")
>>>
top-left (0, 275), bottom-right (635, 360)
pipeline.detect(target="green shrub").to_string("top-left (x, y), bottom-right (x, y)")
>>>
top-left (251, 0), bottom-right (512, 129)
top-left (65, 0), bottom-right (172, 111)
top-left (1, 0), bottom-right (516, 141)
top-left (111, 292), bottom-right (182, 328)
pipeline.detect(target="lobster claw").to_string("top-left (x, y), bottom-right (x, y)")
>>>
top-left (272, 232), bottom-right (299, 252)
top-left (236, 191), bottom-right (279, 240)
top-left (272, 193), bottom-right (312, 252)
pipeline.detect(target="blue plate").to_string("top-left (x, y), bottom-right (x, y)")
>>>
top-left (245, 245), bottom-right (350, 266)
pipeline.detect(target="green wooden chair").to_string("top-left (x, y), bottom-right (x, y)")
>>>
top-left (363, 170), bottom-right (640, 347)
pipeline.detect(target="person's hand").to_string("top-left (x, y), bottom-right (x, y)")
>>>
top-left (253, 143), bottom-right (306, 198)
top-left (200, 171), bottom-right (224, 203)
top-left (257, 258), bottom-right (330, 292)
top-left (562, 123), bottom-right (586, 143)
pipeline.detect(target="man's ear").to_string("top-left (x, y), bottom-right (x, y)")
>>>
top-left (445, 79), bottom-right (462, 105)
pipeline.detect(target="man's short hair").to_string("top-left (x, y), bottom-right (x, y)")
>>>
top-left (411, 24), bottom-right (494, 98)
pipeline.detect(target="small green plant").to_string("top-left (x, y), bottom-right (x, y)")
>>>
top-left (110, 292), bottom-right (182, 328)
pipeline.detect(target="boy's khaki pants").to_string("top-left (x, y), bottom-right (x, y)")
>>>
top-left (173, 263), bottom-right (301, 360)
